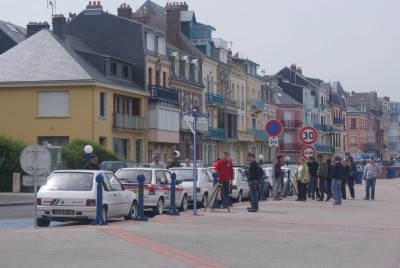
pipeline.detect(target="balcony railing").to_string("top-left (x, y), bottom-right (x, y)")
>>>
top-left (377, 128), bottom-right (384, 134)
top-left (206, 127), bottom-right (225, 140)
top-left (113, 114), bottom-right (147, 130)
top-left (248, 99), bottom-right (264, 111)
top-left (247, 128), bottom-right (268, 140)
top-left (333, 117), bottom-right (344, 125)
top-left (237, 131), bottom-right (254, 142)
top-left (314, 123), bottom-right (334, 132)
top-left (363, 143), bottom-right (379, 150)
top-left (205, 92), bottom-right (224, 106)
top-left (279, 142), bottom-right (303, 151)
top-left (280, 120), bottom-right (302, 128)
top-left (314, 144), bottom-right (335, 153)
top-left (148, 85), bottom-right (179, 106)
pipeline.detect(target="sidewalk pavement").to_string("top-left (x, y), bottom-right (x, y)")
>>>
top-left (0, 179), bottom-right (400, 268)
top-left (0, 192), bottom-right (34, 207)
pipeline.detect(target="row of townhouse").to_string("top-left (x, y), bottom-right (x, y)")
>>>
top-left (0, 1), bottom-right (398, 166)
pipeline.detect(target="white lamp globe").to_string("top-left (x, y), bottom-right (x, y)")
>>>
top-left (84, 145), bottom-right (93, 154)
top-left (258, 155), bottom-right (264, 161)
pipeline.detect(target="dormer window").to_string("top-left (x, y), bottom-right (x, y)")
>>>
top-left (146, 33), bottom-right (155, 51)
top-left (122, 65), bottom-right (129, 79)
top-left (110, 62), bottom-right (117, 76)
top-left (180, 55), bottom-right (189, 80)
top-left (157, 37), bottom-right (166, 55)
top-left (170, 52), bottom-right (179, 76)
top-left (190, 59), bottom-right (198, 83)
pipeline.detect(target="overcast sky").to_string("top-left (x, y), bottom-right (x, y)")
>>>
top-left (1, 0), bottom-right (399, 100)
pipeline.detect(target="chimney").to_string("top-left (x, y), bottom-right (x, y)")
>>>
top-left (117, 3), bottom-right (132, 20)
top-left (165, 2), bottom-right (188, 46)
top-left (290, 63), bottom-right (297, 71)
top-left (26, 22), bottom-right (50, 38)
top-left (86, 1), bottom-right (103, 11)
top-left (52, 14), bottom-right (67, 41)
top-left (296, 67), bottom-right (302, 74)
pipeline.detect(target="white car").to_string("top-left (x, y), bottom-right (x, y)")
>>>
top-left (115, 168), bottom-right (188, 215)
top-left (231, 167), bottom-right (250, 202)
top-left (37, 170), bottom-right (138, 227)
top-left (169, 167), bottom-right (214, 207)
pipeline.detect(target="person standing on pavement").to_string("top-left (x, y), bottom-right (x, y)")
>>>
top-left (363, 157), bottom-right (381, 200)
top-left (347, 156), bottom-right (357, 199)
top-left (331, 155), bottom-right (344, 205)
top-left (245, 152), bottom-right (260, 212)
top-left (295, 157), bottom-right (309, 201)
top-left (307, 156), bottom-right (319, 200)
top-left (166, 151), bottom-right (181, 169)
top-left (274, 154), bottom-right (283, 200)
top-left (317, 154), bottom-right (331, 201)
top-left (341, 159), bottom-right (349, 200)
top-left (326, 158), bottom-right (333, 200)
top-left (214, 152), bottom-right (234, 208)
top-left (84, 154), bottom-right (100, 170)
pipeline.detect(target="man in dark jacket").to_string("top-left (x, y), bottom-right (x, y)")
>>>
top-left (317, 154), bottom-right (331, 201)
top-left (166, 151), bottom-right (181, 169)
top-left (307, 156), bottom-right (319, 200)
top-left (245, 152), bottom-right (260, 212)
top-left (84, 154), bottom-right (100, 170)
top-left (331, 155), bottom-right (344, 205)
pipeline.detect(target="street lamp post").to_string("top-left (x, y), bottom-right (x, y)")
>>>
top-left (182, 109), bottom-right (207, 215)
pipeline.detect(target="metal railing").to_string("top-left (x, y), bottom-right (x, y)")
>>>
top-left (148, 85), bottom-right (179, 105)
top-left (113, 114), bottom-right (147, 130)
top-left (204, 92), bottom-right (224, 106)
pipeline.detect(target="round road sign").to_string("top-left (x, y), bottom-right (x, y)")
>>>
top-left (301, 145), bottom-right (316, 159)
top-left (265, 119), bottom-right (283, 137)
top-left (300, 126), bottom-right (318, 145)
top-left (20, 144), bottom-right (51, 176)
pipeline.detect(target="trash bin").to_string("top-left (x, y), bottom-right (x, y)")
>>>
top-left (355, 171), bottom-right (363, 185)
top-left (387, 167), bottom-right (395, 179)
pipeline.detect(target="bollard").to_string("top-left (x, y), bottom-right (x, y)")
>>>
top-left (167, 173), bottom-right (179, 216)
top-left (134, 174), bottom-right (148, 221)
top-left (212, 172), bottom-right (221, 209)
top-left (91, 174), bottom-right (107, 225)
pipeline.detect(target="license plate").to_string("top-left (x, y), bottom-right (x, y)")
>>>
top-left (52, 210), bottom-right (74, 215)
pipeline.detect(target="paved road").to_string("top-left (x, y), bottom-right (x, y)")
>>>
top-left (0, 179), bottom-right (399, 268)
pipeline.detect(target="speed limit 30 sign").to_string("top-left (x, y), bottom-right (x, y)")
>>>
top-left (300, 126), bottom-right (318, 145)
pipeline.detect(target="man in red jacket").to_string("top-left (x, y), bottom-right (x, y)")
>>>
top-left (214, 152), bottom-right (234, 208)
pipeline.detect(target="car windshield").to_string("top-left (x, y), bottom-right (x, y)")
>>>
top-left (42, 172), bottom-right (94, 191)
top-left (116, 169), bottom-right (152, 184)
top-left (100, 163), bottom-right (126, 173)
top-left (170, 169), bottom-right (196, 182)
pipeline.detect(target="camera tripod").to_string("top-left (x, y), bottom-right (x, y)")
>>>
top-left (279, 177), bottom-right (298, 199)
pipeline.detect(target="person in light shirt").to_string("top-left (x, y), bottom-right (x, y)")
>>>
top-left (362, 157), bottom-right (381, 200)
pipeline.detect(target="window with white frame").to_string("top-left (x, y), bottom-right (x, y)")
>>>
top-left (38, 91), bottom-right (69, 117)
top-left (100, 92), bottom-right (107, 117)
top-left (157, 37), bottom-right (166, 55)
top-left (146, 33), bottom-right (155, 51)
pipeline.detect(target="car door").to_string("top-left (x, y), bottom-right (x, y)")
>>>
top-left (203, 169), bottom-right (214, 196)
top-left (106, 173), bottom-right (131, 217)
top-left (237, 168), bottom-right (250, 198)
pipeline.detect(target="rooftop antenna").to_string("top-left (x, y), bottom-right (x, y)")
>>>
top-left (47, 0), bottom-right (56, 17)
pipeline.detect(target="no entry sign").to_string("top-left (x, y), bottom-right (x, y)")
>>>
top-left (265, 120), bottom-right (283, 137)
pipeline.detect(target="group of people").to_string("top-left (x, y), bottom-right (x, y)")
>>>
top-left (295, 154), bottom-right (381, 205)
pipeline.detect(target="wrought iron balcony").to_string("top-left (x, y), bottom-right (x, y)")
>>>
top-left (247, 128), bottom-right (268, 140)
top-left (314, 123), bottom-right (334, 132)
top-left (279, 142), bottom-right (303, 151)
top-left (314, 144), bottom-right (335, 153)
top-left (333, 117), bottom-right (344, 125)
top-left (280, 120), bottom-right (302, 128)
top-left (148, 85), bottom-right (179, 106)
top-left (363, 143), bottom-right (379, 150)
top-left (205, 92), bottom-right (224, 106)
top-left (248, 99), bottom-right (265, 112)
top-left (377, 128), bottom-right (384, 134)
top-left (206, 127), bottom-right (225, 140)
top-left (113, 114), bottom-right (147, 130)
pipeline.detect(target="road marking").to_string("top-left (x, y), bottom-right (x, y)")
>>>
top-left (100, 226), bottom-right (226, 268)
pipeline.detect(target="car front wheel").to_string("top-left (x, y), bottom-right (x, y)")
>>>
top-left (237, 191), bottom-right (243, 203)
top-left (201, 193), bottom-right (208, 208)
top-left (37, 218), bottom-right (50, 227)
top-left (124, 201), bottom-right (138, 220)
top-left (179, 194), bottom-right (188, 211)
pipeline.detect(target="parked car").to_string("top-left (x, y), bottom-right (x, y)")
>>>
top-left (115, 168), bottom-right (188, 215)
top-left (231, 167), bottom-right (250, 202)
top-left (169, 167), bottom-right (214, 207)
top-left (37, 170), bottom-right (138, 227)
top-left (100, 161), bottom-right (141, 173)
